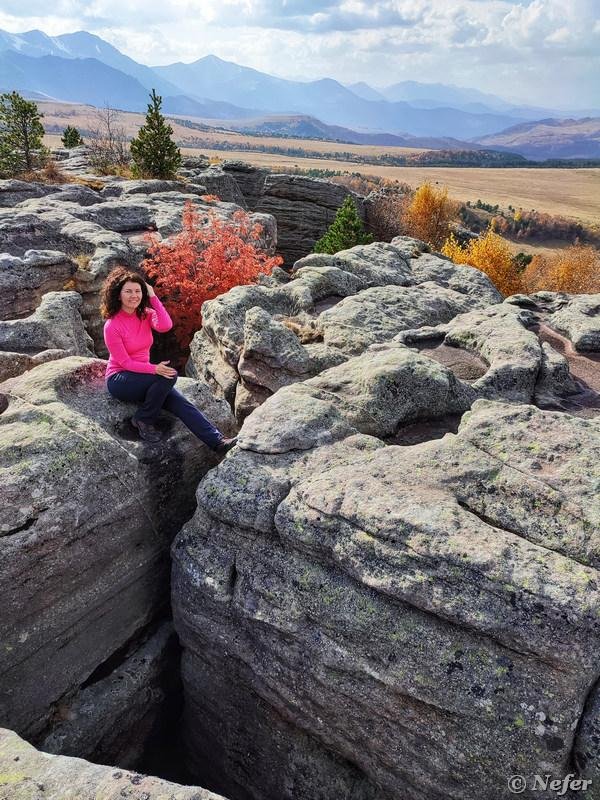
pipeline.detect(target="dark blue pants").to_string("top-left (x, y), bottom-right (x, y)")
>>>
top-left (107, 371), bottom-right (224, 448)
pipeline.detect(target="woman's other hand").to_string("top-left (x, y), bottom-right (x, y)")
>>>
top-left (155, 360), bottom-right (177, 378)
top-left (145, 282), bottom-right (156, 298)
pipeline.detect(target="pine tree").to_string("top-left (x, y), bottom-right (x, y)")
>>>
top-left (313, 196), bottom-right (373, 254)
top-left (0, 91), bottom-right (47, 176)
top-left (130, 89), bottom-right (181, 179)
top-left (61, 125), bottom-right (83, 148)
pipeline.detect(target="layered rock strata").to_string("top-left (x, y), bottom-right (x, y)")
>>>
top-left (0, 357), bottom-right (235, 762)
top-left (172, 392), bottom-right (600, 800)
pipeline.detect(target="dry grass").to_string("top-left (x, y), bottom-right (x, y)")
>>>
top-left (41, 99), bottom-right (600, 227)
top-left (18, 160), bottom-right (74, 185)
top-left (74, 254), bottom-right (92, 270)
top-left (177, 147), bottom-right (600, 226)
top-left (503, 238), bottom-right (576, 258)
top-left (279, 316), bottom-right (323, 343)
top-left (41, 103), bottom-right (425, 158)
top-left (72, 176), bottom-right (106, 191)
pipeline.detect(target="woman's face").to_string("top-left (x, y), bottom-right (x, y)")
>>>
top-left (119, 281), bottom-right (143, 313)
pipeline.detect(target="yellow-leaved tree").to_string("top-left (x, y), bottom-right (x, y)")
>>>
top-left (521, 244), bottom-right (600, 293)
top-left (405, 182), bottom-right (459, 250)
top-left (442, 230), bottom-right (521, 297)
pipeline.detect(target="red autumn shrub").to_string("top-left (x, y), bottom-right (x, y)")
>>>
top-left (143, 200), bottom-right (282, 353)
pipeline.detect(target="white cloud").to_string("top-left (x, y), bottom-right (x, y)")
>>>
top-left (0, 0), bottom-right (598, 107)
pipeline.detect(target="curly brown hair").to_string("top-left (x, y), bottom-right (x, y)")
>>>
top-left (100, 267), bottom-right (151, 320)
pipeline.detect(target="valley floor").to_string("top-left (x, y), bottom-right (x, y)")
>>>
top-left (186, 147), bottom-right (600, 226)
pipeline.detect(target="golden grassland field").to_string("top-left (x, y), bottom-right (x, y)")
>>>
top-left (190, 150), bottom-right (600, 226)
top-left (42, 99), bottom-right (600, 228)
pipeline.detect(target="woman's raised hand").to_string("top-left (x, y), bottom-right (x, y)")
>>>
top-left (145, 282), bottom-right (156, 298)
top-left (155, 360), bottom-right (177, 378)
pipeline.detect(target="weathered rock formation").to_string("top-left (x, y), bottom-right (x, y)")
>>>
top-left (188, 238), bottom-right (503, 421)
top-left (0, 728), bottom-right (227, 800)
top-left (174, 233), bottom-right (600, 800)
top-left (0, 356), bottom-right (235, 762)
top-left (2, 154), bottom-right (600, 800)
top-left (0, 249), bottom-right (76, 318)
top-left (172, 391), bottom-right (600, 800)
top-left (0, 152), bottom-right (278, 360)
top-left (509, 291), bottom-right (600, 353)
top-left (216, 163), bottom-right (367, 265)
top-left (0, 291), bottom-right (95, 382)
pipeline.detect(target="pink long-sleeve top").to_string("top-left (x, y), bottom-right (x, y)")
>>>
top-left (103, 295), bottom-right (173, 379)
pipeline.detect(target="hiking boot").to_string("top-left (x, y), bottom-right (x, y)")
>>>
top-left (131, 417), bottom-right (162, 443)
top-left (213, 436), bottom-right (237, 456)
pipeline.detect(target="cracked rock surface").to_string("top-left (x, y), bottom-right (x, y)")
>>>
top-left (0, 727), bottom-right (227, 800)
top-left (189, 238), bottom-right (502, 421)
top-left (0, 356), bottom-right (235, 756)
top-left (173, 399), bottom-right (600, 800)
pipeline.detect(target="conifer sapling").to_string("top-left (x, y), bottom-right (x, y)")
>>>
top-left (313, 195), bottom-right (373, 254)
top-left (130, 89), bottom-right (181, 179)
top-left (61, 126), bottom-right (84, 148)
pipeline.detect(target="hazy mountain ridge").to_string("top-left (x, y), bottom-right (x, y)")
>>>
top-left (219, 113), bottom-right (490, 151)
top-left (0, 28), bottom-right (183, 98)
top-left (475, 117), bottom-right (600, 160)
top-left (0, 48), bottom-right (257, 119)
top-left (0, 27), bottom-right (598, 157)
top-left (0, 29), bottom-right (522, 138)
top-left (153, 54), bottom-right (523, 138)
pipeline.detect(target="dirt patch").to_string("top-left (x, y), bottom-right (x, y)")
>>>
top-left (413, 341), bottom-right (488, 382)
top-left (537, 322), bottom-right (600, 417)
top-left (386, 413), bottom-right (462, 446)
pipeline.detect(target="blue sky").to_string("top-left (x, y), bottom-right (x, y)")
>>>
top-left (1, 0), bottom-right (599, 108)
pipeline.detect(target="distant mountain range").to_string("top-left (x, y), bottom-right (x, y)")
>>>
top-left (0, 28), bottom-right (598, 158)
top-left (217, 114), bottom-right (491, 151)
top-left (476, 117), bottom-right (600, 160)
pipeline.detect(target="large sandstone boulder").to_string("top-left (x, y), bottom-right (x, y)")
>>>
top-left (172, 393), bottom-right (600, 800)
top-left (0, 178), bottom-right (278, 354)
top-left (221, 161), bottom-right (269, 208)
top-left (184, 166), bottom-right (247, 206)
top-left (0, 728), bottom-right (227, 800)
top-left (189, 239), bottom-right (502, 421)
top-left (0, 291), bottom-right (94, 359)
top-left (251, 174), bottom-right (366, 265)
top-left (0, 357), bottom-right (235, 760)
top-left (0, 289), bottom-right (96, 383)
top-left (0, 250), bottom-right (76, 318)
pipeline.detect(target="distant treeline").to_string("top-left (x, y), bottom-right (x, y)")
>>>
top-left (44, 123), bottom-right (600, 169)
top-left (171, 137), bottom-right (600, 169)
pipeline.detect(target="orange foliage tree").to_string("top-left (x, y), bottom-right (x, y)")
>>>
top-left (405, 182), bottom-right (460, 249)
top-left (521, 244), bottom-right (600, 293)
top-left (442, 229), bottom-right (521, 297)
top-left (143, 200), bottom-right (282, 352)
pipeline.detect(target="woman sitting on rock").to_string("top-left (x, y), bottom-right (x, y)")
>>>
top-left (101, 266), bottom-right (236, 453)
